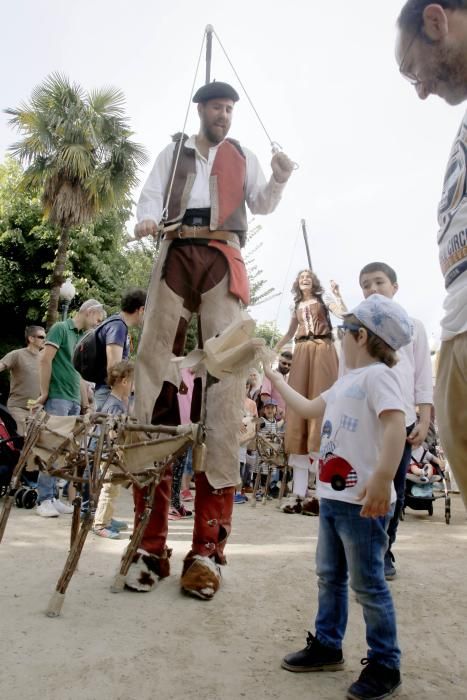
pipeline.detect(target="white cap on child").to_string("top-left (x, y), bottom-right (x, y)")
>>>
top-left (345, 294), bottom-right (413, 350)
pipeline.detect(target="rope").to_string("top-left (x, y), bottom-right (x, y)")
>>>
top-left (161, 28), bottom-right (207, 222)
top-left (212, 29), bottom-right (278, 151)
top-left (270, 220), bottom-right (303, 344)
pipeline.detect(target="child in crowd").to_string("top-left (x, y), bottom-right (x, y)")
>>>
top-left (92, 361), bottom-right (134, 539)
top-left (407, 445), bottom-right (444, 484)
top-left (235, 380), bottom-right (258, 504)
top-left (263, 294), bottom-right (411, 700)
top-left (251, 398), bottom-right (284, 500)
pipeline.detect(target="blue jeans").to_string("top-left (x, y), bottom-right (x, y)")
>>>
top-left (37, 398), bottom-right (81, 503)
top-left (314, 498), bottom-right (400, 669)
top-left (387, 424), bottom-right (414, 550)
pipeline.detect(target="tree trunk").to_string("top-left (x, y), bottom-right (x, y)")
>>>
top-left (45, 225), bottom-right (71, 329)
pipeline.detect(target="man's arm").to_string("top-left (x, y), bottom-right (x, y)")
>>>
top-left (0, 350), bottom-right (16, 373)
top-left (407, 319), bottom-right (434, 448)
top-left (134, 143), bottom-right (175, 239)
top-left (106, 344), bottom-right (124, 372)
top-left (359, 410), bottom-right (406, 518)
top-left (244, 149), bottom-right (293, 215)
top-left (37, 344), bottom-right (58, 405)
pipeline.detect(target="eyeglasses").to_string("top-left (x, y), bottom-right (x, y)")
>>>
top-left (34, 335), bottom-right (46, 339)
top-left (338, 323), bottom-right (361, 334)
top-left (399, 29), bottom-right (422, 86)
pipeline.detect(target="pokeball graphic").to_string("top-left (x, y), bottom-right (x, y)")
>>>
top-left (319, 453), bottom-right (358, 491)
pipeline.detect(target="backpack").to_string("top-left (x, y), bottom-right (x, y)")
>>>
top-left (73, 315), bottom-right (127, 383)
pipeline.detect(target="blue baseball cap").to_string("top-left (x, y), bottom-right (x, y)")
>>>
top-left (262, 398), bottom-right (278, 407)
top-left (345, 294), bottom-right (413, 350)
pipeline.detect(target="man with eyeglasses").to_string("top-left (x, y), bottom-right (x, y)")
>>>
top-left (0, 326), bottom-right (46, 435)
top-left (396, 1), bottom-right (467, 509)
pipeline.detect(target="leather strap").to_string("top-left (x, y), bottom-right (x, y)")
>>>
top-left (163, 226), bottom-right (239, 244)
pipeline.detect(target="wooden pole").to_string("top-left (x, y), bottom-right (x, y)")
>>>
top-left (301, 218), bottom-right (312, 270)
top-left (205, 24), bottom-right (213, 84)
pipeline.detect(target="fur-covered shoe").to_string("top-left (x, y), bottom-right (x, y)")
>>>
top-left (180, 555), bottom-right (221, 601)
top-left (124, 547), bottom-right (172, 592)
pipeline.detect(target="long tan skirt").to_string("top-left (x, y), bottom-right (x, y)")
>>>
top-left (284, 339), bottom-right (338, 455)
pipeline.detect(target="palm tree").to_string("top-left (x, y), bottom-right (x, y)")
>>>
top-left (5, 73), bottom-right (147, 327)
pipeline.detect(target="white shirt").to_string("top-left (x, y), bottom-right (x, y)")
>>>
top-left (437, 111), bottom-right (467, 340)
top-left (137, 135), bottom-right (286, 224)
top-left (317, 364), bottom-right (404, 505)
top-left (392, 317), bottom-right (433, 427)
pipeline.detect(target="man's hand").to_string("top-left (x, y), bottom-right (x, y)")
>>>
top-left (358, 474), bottom-right (392, 518)
top-left (32, 394), bottom-right (48, 411)
top-left (271, 152), bottom-right (294, 183)
top-left (134, 220), bottom-right (158, 240)
top-left (407, 421), bottom-right (429, 449)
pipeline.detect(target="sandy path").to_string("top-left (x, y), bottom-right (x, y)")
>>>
top-left (1, 490), bottom-right (466, 700)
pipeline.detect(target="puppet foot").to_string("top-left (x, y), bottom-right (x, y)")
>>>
top-left (124, 547), bottom-right (172, 592)
top-left (180, 555), bottom-right (221, 600)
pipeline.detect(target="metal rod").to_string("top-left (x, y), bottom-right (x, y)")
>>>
top-left (205, 24), bottom-right (213, 84)
top-left (301, 218), bottom-right (312, 270)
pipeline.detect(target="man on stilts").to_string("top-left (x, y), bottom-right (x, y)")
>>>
top-left (124, 80), bottom-right (294, 599)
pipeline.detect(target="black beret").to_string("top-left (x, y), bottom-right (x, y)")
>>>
top-left (192, 81), bottom-right (240, 103)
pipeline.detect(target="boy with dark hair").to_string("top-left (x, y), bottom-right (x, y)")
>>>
top-left (264, 294), bottom-right (412, 700)
top-left (358, 262), bottom-right (433, 579)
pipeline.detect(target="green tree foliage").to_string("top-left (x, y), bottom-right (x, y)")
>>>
top-left (244, 223), bottom-right (276, 307)
top-left (254, 321), bottom-right (281, 348)
top-left (0, 159), bottom-right (134, 347)
top-left (5, 73), bottom-right (147, 326)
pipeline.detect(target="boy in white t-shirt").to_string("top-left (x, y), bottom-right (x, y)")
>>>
top-left (263, 294), bottom-right (412, 700)
top-left (358, 262), bottom-right (433, 580)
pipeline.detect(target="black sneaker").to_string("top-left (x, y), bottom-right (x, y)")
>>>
top-left (347, 658), bottom-right (401, 700)
top-left (281, 632), bottom-right (344, 672)
top-left (384, 551), bottom-right (397, 581)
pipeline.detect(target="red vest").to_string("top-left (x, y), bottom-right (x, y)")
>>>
top-left (165, 136), bottom-right (248, 241)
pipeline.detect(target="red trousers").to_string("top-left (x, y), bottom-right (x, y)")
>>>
top-left (133, 471), bottom-right (234, 563)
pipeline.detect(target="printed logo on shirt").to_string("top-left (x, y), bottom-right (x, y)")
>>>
top-left (319, 453), bottom-right (358, 491)
top-left (344, 383), bottom-right (366, 400)
top-left (340, 414), bottom-right (359, 432)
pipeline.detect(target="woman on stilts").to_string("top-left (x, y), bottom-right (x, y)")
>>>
top-left (275, 270), bottom-right (346, 513)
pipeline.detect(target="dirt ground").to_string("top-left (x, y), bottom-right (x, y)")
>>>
top-left (1, 489), bottom-right (466, 700)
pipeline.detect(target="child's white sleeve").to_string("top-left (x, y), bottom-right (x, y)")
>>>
top-left (368, 368), bottom-right (405, 417)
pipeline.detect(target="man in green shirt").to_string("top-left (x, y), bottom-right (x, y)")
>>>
top-left (36, 299), bottom-right (105, 518)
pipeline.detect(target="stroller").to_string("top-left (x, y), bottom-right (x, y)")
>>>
top-left (0, 404), bottom-right (38, 509)
top-left (401, 424), bottom-right (451, 525)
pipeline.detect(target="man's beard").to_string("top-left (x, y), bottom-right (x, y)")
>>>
top-left (433, 44), bottom-right (467, 104)
top-left (204, 123), bottom-right (227, 144)
top-left (278, 365), bottom-right (290, 376)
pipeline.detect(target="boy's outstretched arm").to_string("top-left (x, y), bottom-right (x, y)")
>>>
top-left (359, 409), bottom-right (406, 518)
top-left (262, 364), bottom-right (326, 419)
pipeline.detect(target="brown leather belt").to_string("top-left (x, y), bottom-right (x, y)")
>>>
top-left (163, 225), bottom-right (239, 244)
